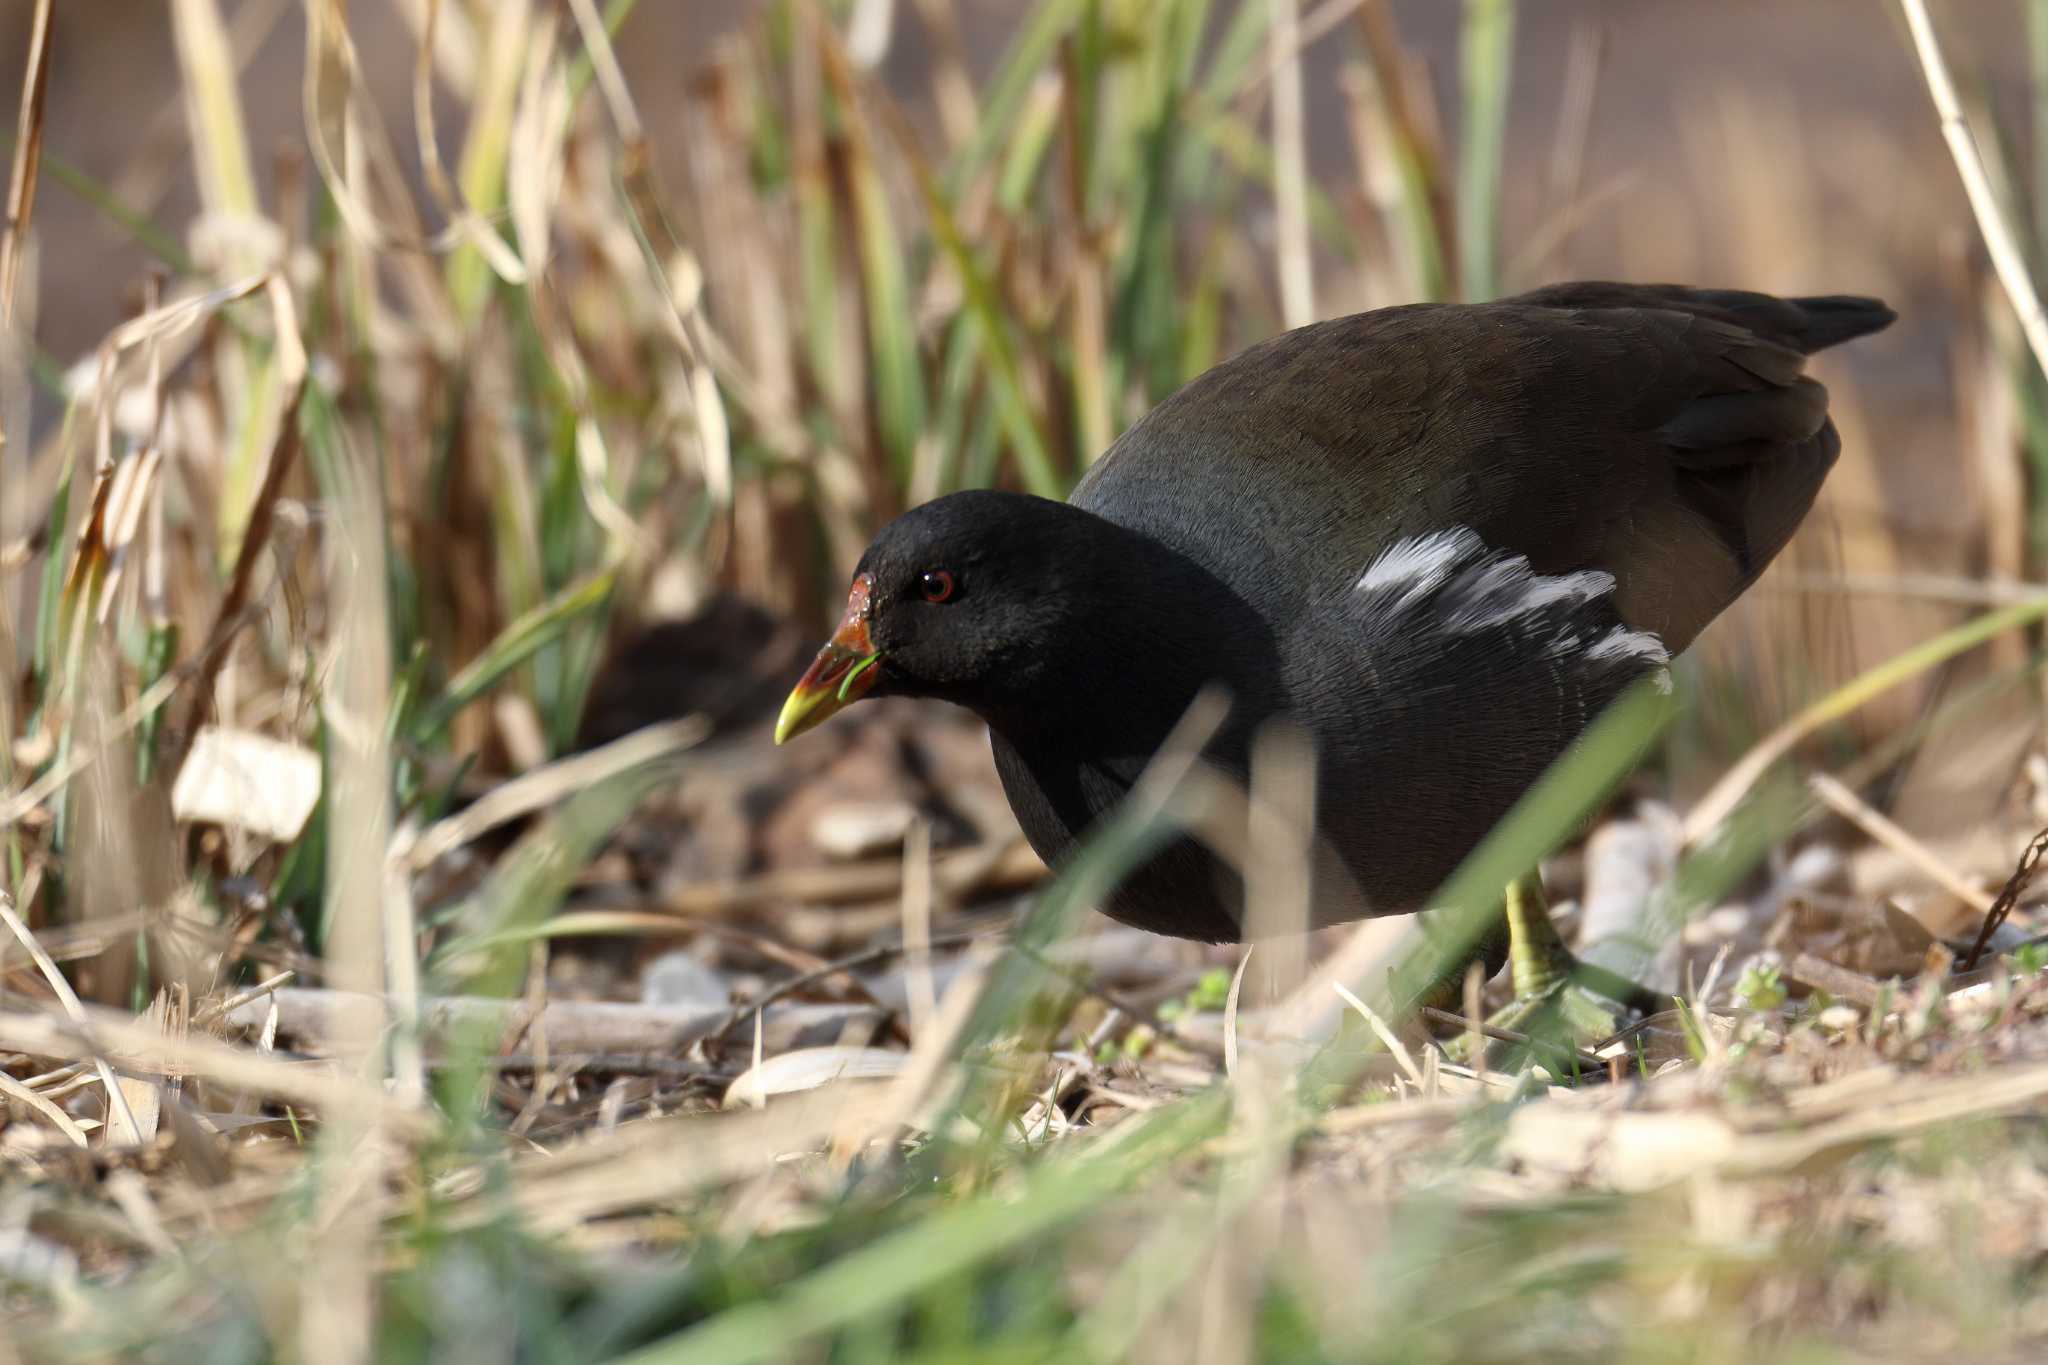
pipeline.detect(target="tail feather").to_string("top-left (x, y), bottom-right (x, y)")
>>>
top-left (1779, 293), bottom-right (1898, 353)
top-left (1509, 281), bottom-right (1896, 355)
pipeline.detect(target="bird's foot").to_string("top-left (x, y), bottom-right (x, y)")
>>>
top-left (1437, 971), bottom-right (1634, 1077)
top-left (1438, 872), bottom-right (1654, 1075)
top-left (1467, 976), bottom-right (1624, 1070)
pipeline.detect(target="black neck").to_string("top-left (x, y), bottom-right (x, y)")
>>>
top-left (973, 519), bottom-right (1277, 762)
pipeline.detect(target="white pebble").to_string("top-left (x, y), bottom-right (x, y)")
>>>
top-left (810, 801), bottom-right (919, 860)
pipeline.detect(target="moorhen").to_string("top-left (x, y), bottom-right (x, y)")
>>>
top-left (774, 282), bottom-right (1894, 1034)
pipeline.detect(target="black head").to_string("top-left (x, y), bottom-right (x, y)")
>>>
top-left (775, 490), bottom-right (1151, 741)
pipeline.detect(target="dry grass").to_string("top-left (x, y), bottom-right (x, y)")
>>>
top-left (0, 1), bottom-right (2046, 1361)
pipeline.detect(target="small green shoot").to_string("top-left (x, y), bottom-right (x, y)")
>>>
top-left (1735, 961), bottom-right (1788, 1011)
top-left (2005, 941), bottom-right (2048, 977)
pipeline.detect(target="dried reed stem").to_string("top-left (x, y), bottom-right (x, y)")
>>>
top-left (1269, 0), bottom-right (1315, 327)
top-left (1900, 0), bottom-right (2048, 383)
top-left (1685, 594), bottom-right (2048, 844)
top-left (170, 276), bottom-right (308, 775)
top-left (0, 0), bottom-right (53, 331)
top-left (0, 892), bottom-right (146, 1145)
top-left (0, 1068), bottom-right (88, 1147)
top-left (1808, 771), bottom-right (1993, 914)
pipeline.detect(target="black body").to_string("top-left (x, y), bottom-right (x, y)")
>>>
top-left (850, 283), bottom-right (1895, 942)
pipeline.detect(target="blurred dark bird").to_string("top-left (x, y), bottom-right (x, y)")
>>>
top-left (775, 282), bottom-right (1895, 1034)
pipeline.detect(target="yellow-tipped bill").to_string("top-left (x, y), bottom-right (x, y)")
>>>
top-left (775, 574), bottom-right (883, 744)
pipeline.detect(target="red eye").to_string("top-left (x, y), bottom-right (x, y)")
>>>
top-left (920, 570), bottom-right (956, 603)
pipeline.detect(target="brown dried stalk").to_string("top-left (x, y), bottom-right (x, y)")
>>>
top-left (1962, 825), bottom-right (2048, 972)
top-left (0, 0), bottom-right (53, 331)
top-left (1899, 0), bottom-right (2048, 383)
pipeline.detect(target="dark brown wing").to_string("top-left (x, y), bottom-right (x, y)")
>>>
top-left (1072, 283), bottom-right (1893, 652)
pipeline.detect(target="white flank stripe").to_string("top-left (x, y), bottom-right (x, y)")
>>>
top-left (1355, 530), bottom-right (1670, 684)
top-left (1356, 528), bottom-right (1481, 599)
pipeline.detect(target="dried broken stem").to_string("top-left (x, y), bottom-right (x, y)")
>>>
top-left (1900, 0), bottom-right (2048, 383)
top-left (0, 892), bottom-right (145, 1144)
top-left (1962, 824), bottom-right (2048, 971)
top-left (1809, 772), bottom-right (1993, 914)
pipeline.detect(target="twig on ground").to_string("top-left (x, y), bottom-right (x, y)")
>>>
top-left (0, 995), bottom-right (426, 1135)
top-left (1417, 1006), bottom-right (1607, 1077)
top-left (472, 1052), bottom-right (729, 1079)
top-left (191, 970), bottom-right (296, 1027)
top-left (1005, 940), bottom-right (1224, 1059)
top-left (1962, 825), bottom-right (2048, 971)
top-left (706, 927), bottom-right (995, 1047)
top-left (662, 837), bottom-right (1044, 918)
top-left (1785, 953), bottom-right (1887, 1009)
top-left (232, 985), bottom-right (885, 1061)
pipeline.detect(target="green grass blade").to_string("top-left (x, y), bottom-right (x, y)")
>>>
top-left (2032, 0), bottom-right (2048, 260)
top-left (946, 0), bottom-right (1087, 193)
top-left (1457, 0), bottom-right (1515, 301)
top-left (892, 120), bottom-right (1064, 496)
top-left (5, 138), bottom-right (196, 273)
top-left (1686, 593), bottom-right (2048, 841)
top-left (930, 311), bottom-right (985, 494)
top-left (412, 563), bottom-right (619, 745)
top-left (449, 0), bottom-right (530, 321)
top-left (614, 1091), bottom-right (1228, 1365)
top-left (425, 736), bottom-right (693, 1129)
top-left (428, 738), bottom-right (695, 995)
top-left (1109, 0), bottom-right (1212, 397)
top-left (169, 0), bottom-right (260, 225)
top-left (819, 41), bottom-right (928, 489)
top-left (1200, 108), bottom-right (1359, 259)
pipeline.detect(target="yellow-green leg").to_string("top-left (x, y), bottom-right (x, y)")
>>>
top-left (1442, 870), bottom-right (1659, 1068)
top-left (1488, 869), bottom-right (1626, 1047)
